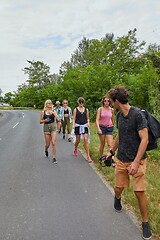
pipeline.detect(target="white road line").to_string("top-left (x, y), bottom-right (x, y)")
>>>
top-left (13, 122), bottom-right (19, 128)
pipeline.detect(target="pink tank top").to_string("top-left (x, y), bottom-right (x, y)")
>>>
top-left (99, 108), bottom-right (113, 127)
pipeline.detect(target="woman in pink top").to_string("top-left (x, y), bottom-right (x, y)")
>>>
top-left (96, 96), bottom-right (114, 159)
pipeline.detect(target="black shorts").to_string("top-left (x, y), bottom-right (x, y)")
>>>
top-left (75, 126), bottom-right (88, 135)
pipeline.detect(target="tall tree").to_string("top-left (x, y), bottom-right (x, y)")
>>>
top-left (3, 92), bottom-right (14, 104)
top-left (23, 60), bottom-right (53, 88)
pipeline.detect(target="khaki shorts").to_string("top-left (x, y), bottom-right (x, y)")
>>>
top-left (115, 158), bottom-right (147, 191)
top-left (43, 122), bottom-right (57, 134)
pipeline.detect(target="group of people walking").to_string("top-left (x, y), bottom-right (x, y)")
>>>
top-left (39, 85), bottom-right (152, 240)
top-left (40, 96), bottom-right (115, 164)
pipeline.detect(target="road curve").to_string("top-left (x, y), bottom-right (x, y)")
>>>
top-left (0, 110), bottom-right (143, 240)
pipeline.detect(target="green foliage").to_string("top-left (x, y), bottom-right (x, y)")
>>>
top-left (7, 29), bottom-right (160, 120)
top-left (23, 60), bottom-right (53, 87)
top-left (3, 92), bottom-right (15, 104)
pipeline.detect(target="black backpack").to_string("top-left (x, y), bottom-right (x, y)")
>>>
top-left (136, 108), bottom-right (160, 151)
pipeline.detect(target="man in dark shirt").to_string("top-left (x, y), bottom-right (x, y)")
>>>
top-left (106, 85), bottom-right (152, 240)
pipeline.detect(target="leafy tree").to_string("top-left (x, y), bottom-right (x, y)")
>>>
top-left (145, 44), bottom-right (160, 76)
top-left (3, 92), bottom-right (15, 104)
top-left (23, 60), bottom-right (54, 88)
top-left (10, 30), bottom-right (160, 119)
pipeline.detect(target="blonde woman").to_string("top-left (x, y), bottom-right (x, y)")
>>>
top-left (61, 99), bottom-right (72, 141)
top-left (40, 99), bottom-right (60, 163)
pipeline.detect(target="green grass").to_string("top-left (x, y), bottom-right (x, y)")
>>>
top-left (0, 106), bottom-right (14, 110)
top-left (80, 123), bottom-right (160, 239)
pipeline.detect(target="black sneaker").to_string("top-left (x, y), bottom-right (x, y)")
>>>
top-left (63, 135), bottom-right (65, 139)
top-left (68, 138), bottom-right (71, 142)
top-left (142, 222), bottom-right (152, 240)
top-left (45, 150), bottom-right (48, 157)
top-left (52, 158), bottom-right (57, 164)
top-left (114, 196), bottom-right (122, 212)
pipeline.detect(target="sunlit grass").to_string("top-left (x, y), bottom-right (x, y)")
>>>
top-left (0, 107), bottom-right (13, 110)
top-left (79, 123), bottom-right (160, 238)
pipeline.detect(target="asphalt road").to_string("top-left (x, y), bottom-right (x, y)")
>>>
top-left (0, 110), bottom-right (143, 240)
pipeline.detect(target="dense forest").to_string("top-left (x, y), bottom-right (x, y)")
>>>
top-left (2, 29), bottom-right (160, 120)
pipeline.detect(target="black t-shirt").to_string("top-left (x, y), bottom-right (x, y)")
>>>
top-left (117, 106), bottom-right (147, 162)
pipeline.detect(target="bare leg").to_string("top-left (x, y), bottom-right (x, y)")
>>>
top-left (51, 131), bottom-right (57, 158)
top-left (106, 135), bottom-right (113, 150)
top-left (44, 134), bottom-right (51, 151)
top-left (134, 191), bottom-right (149, 222)
top-left (98, 134), bottom-right (105, 157)
top-left (84, 133), bottom-right (90, 157)
top-left (75, 135), bottom-right (80, 149)
top-left (114, 186), bottom-right (124, 199)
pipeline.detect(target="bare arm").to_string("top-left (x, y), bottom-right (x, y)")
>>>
top-left (96, 108), bottom-right (102, 133)
top-left (111, 108), bottom-right (114, 125)
top-left (86, 109), bottom-right (90, 128)
top-left (135, 128), bottom-right (148, 162)
top-left (40, 111), bottom-right (46, 124)
top-left (112, 134), bottom-right (119, 153)
top-left (72, 108), bottom-right (76, 129)
top-left (128, 128), bottom-right (148, 175)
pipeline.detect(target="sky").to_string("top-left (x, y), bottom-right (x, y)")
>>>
top-left (0, 0), bottom-right (160, 95)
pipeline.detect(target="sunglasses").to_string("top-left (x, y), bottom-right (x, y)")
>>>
top-left (63, 102), bottom-right (68, 104)
top-left (104, 100), bottom-right (110, 103)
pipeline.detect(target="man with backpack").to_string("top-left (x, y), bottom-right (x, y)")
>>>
top-left (106, 85), bottom-right (152, 240)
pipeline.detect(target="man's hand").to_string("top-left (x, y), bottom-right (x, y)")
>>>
top-left (106, 152), bottom-right (112, 159)
top-left (127, 161), bottom-right (139, 175)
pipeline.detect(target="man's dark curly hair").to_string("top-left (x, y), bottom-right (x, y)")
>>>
top-left (108, 85), bottom-right (130, 104)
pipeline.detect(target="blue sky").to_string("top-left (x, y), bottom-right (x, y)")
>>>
top-left (0, 0), bottom-right (160, 94)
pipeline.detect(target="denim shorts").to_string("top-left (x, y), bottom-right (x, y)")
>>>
top-left (99, 125), bottom-right (113, 135)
